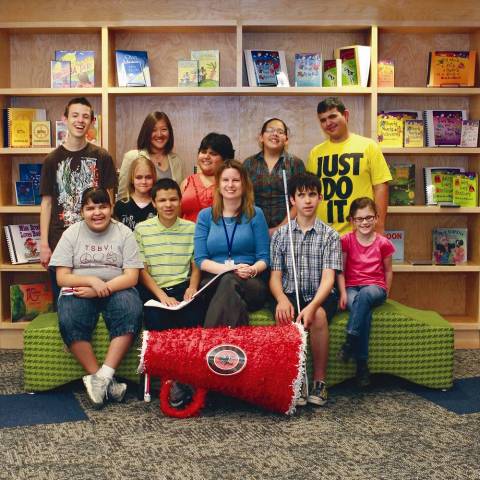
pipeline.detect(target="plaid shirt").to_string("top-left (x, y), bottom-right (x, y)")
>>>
top-left (243, 151), bottom-right (305, 228)
top-left (270, 218), bottom-right (343, 302)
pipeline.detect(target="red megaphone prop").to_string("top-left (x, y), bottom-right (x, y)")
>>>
top-left (139, 323), bottom-right (306, 416)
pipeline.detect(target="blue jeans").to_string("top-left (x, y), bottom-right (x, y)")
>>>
top-left (346, 285), bottom-right (387, 361)
top-left (57, 287), bottom-right (143, 346)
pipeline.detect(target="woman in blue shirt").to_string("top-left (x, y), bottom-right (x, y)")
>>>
top-left (195, 160), bottom-right (270, 327)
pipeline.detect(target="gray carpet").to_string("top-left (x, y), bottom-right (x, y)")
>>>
top-left (1, 349), bottom-right (479, 480)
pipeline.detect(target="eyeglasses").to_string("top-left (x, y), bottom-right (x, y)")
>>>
top-left (264, 127), bottom-right (287, 136)
top-left (352, 215), bottom-right (376, 224)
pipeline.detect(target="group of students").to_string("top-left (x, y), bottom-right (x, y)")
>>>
top-left (39, 95), bottom-right (394, 411)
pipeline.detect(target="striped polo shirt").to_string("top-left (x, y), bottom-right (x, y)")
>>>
top-left (134, 216), bottom-right (195, 288)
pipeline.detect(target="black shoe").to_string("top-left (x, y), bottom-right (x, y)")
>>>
top-left (169, 382), bottom-right (193, 408)
top-left (337, 334), bottom-right (357, 363)
top-left (356, 363), bottom-right (371, 388)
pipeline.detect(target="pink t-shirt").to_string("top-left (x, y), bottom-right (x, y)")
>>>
top-left (341, 232), bottom-right (395, 290)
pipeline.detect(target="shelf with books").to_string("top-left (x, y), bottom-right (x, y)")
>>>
top-left (382, 147), bottom-right (480, 155)
top-left (392, 262), bottom-right (480, 272)
top-left (0, 147), bottom-right (54, 155)
top-left (388, 206), bottom-right (480, 214)
top-left (0, 88), bottom-right (102, 97)
top-left (0, 264), bottom-right (44, 272)
top-left (378, 88), bottom-right (480, 96)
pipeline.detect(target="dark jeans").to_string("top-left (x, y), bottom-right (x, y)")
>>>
top-left (48, 267), bottom-right (61, 312)
top-left (201, 271), bottom-right (268, 328)
top-left (137, 282), bottom-right (205, 331)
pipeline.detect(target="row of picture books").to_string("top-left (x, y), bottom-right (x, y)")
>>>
top-left (389, 164), bottom-right (478, 207)
top-left (2, 107), bottom-right (101, 148)
top-left (377, 109), bottom-right (479, 148)
top-left (386, 228), bottom-right (467, 266)
top-left (244, 45), bottom-right (371, 87)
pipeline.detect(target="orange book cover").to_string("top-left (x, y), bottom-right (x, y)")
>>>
top-left (378, 59), bottom-right (394, 87)
top-left (10, 283), bottom-right (53, 322)
top-left (427, 50), bottom-right (476, 87)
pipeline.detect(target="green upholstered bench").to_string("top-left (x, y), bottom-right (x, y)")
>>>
top-left (249, 300), bottom-right (454, 389)
top-left (23, 313), bottom-right (141, 392)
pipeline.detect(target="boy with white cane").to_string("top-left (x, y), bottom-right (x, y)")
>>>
top-left (269, 173), bottom-right (342, 406)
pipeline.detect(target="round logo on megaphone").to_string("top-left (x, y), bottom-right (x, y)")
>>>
top-left (206, 344), bottom-right (247, 376)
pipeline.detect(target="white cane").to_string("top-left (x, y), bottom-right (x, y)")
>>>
top-left (282, 169), bottom-right (309, 399)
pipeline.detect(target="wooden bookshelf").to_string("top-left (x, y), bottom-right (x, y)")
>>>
top-left (0, 16), bottom-right (479, 349)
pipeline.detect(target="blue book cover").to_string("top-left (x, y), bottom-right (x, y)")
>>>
top-left (15, 181), bottom-right (35, 206)
top-left (251, 50), bottom-right (280, 86)
top-left (115, 50), bottom-right (151, 87)
top-left (294, 53), bottom-right (322, 87)
top-left (19, 164), bottom-right (42, 205)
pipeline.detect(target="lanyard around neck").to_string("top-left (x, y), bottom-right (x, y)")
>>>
top-left (221, 216), bottom-right (238, 259)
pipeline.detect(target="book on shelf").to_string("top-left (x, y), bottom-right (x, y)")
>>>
top-left (384, 230), bottom-right (404, 263)
top-left (10, 283), bottom-right (53, 322)
top-left (10, 120), bottom-right (30, 147)
top-left (404, 119), bottom-right (425, 148)
top-left (388, 163), bottom-right (415, 206)
top-left (452, 172), bottom-right (478, 207)
top-left (50, 60), bottom-right (71, 88)
top-left (294, 53), bottom-right (322, 87)
top-left (4, 224), bottom-right (40, 264)
top-left (178, 60), bottom-right (199, 87)
top-left (191, 50), bottom-right (219, 87)
top-left (19, 163), bottom-right (42, 205)
top-left (377, 113), bottom-right (403, 148)
top-left (432, 227), bottom-right (467, 265)
top-left (322, 59), bottom-right (342, 87)
top-left (244, 50), bottom-right (289, 87)
top-left (378, 59), bottom-right (394, 87)
top-left (86, 114), bottom-right (101, 145)
top-left (115, 50), bottom-right (151, 87)
top-left (5, 107), bottom-right (46, 147)
top-left (334, 45), bottom-right (371, 87)
top-left (424, 166), bottom-right (465, 205)
top-left (427, 50), bottom-right (476, 87)
top-left (15, 181), bottom-right (35, 206)
top-left (31, 121), bottom-right (51, 147)
top-left (424, 109), bottom-right (467, 147)
top-left (460, 120), bottom-right (479, 147)
top-left (55, 50), bottom-right (95, 87)
top-left (55, 121), bottom-right (68, 147)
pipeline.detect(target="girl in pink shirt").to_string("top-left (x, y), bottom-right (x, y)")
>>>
top-left (337, 197), bottom-right (394, 387)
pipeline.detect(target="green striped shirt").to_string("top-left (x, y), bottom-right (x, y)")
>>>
top-left (134, 216), bottom-right (195, 288)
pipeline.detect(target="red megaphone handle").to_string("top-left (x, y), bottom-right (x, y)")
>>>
top-left (159, 379), bottom-right (208, 418)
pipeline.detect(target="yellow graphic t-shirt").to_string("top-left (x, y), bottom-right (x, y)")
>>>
top-left (307, 133), bottom-right (392, 235)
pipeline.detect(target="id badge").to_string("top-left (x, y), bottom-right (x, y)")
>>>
top-left (225, 258), bottom-right (235, 267)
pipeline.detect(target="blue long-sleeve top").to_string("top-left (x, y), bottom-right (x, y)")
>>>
top-left (194, 206), bottom-right (270, 268)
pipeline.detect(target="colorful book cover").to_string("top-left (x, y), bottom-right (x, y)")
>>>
top-left (384, 230), bottom-right (404, 262)
top-left (31, 121), bottom-right (51, 147)
top-left (19, 163), bottom-right (42, 205)
top-left (388, 164), bottom-right (415, 206)
top-left (322, 59), bottom-right (341, 87)
top-left (86, 114), bottom-right (101, 145)
top-left (378, 59), bottom-right (394, 87)
top-left (452, 172), bottom-right (478, 207)
top-left (423, 166), bottom-right (465, 205)
top-left (15, 181), bottom-right (35, 206)
top-left (7, 107), bottom-right (46, 147)
top-left (427, 50), bottom-right (476, 87)
top-left (191, 50), bottom-right (219, 87)
top-left (10, 283), bottom-right (53, 322)
top-left (244, 50), bottom-right (289, 87)
top-left (460, 120), bottom-right (479, 147)
top-left (4, 224), bottom-right (40, 264)
top-left (178, 60), bottom-right (199, 87)
top-left (294, 53), bottom-right (322, 87)
top-left (10, 120), bottom-right (30, 147)
top-left (338, 47), bottom-right (358, 85)
top-left (115, 50), bottom-right (151, 87)
top-left (55, 50), bottom-right (95, 87)
top-left (424, 109), bottom-right (467, 147)
top-left (55, 120), bottom-right (68, 147)
top-left (50, 60), bottom-right (71, 88)
top-left (432, 228), bottom-right (467, 265)
top-left (377, 113), bottom-right (403, 147)
top-left (404, 119), bottom-right (424, 148)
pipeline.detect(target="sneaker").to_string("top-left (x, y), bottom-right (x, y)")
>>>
top-left (307, 381), bottom-right (328, 406)
top-left (83, 374), bottom-right (109, 409)
top-left (296, 381), bottom-right (308, 407)
top-left (169, 382), bottom-right (193, 408)
top-left (108, 377), bottom-right (127, 403)
top-left (356, 363), bottom-right (371, 388)
top-left (337, 334), bottom-right (357, 363)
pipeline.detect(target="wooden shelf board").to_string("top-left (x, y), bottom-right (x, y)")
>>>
top-left (382, 147), bottom-right (480, 155)
top-left (242, 21), bottom-right (371, 33)
top-left (108, 86), bottom-right (372, 96)
top-left (0, 88), bottom-right (102, 96)
top-left (446, 317), bottom-right (480, 329)
top-left (0, 263), bottom-right (45, 272)
top-left (0, 147), bottom-right (53, 155)
top-left (378, 87), bottom-right (480, 96)
top-left (393, 262), bottom-right (480, 272)
top-left (0, 206), bottom-right (41, 213)
top-left (0, 320), bottom-right (29, 330)
top-left (388, 206), bottom-right (480, 214)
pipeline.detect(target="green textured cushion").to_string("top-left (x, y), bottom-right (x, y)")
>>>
top-left (24, 313), bottom-right (141, 392)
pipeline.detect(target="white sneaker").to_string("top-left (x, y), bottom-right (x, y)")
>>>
top-left (108, 377), bottom-right (127, 403)
top-left (83, 374), bottom-right (109, 409)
